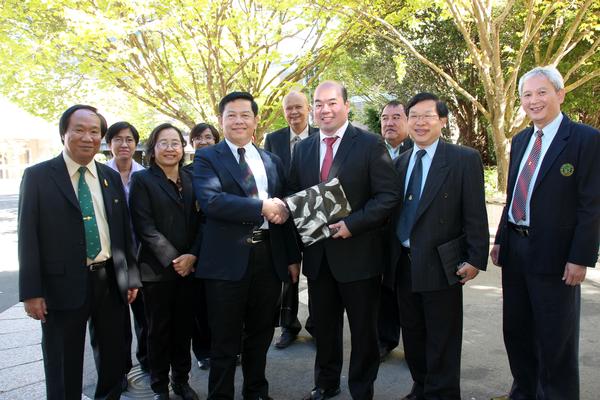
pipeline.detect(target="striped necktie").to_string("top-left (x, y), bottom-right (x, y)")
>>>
top-left (511, 130), bottom-right (543, 223)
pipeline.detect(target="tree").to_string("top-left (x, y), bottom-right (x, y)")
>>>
top-left (335, 0), bottom-right (599, 190)
top-left (0, 0), bottom-right (353, 141)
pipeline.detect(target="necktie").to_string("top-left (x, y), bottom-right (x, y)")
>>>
top-left (291, 135), bottom-right (301, 153)
top-left (238, 147), bottom-right (259, 198)
top-left (77, 166), bottom-right (101, 260)
top-left (396, 149), bottom-right (427, 243)
top-left (320, 136), bottom-right (338, 182)
top-left (511, 130), bottom-right (544, 223)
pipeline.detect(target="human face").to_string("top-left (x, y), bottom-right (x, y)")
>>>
top-left (380, 104), bottom-right (408, 147)
top-left (62, 109), bottom-right (102, 165)
top-left (283, 92), bottom-right (310, 134)
top-left (313, 83), bottom-right (350, 135)
top-left (407, 100), bottom-right (446, 148)
top-left (109, 128), bottom-right (136, 162)
top-left (191, 129), bottom-right (216, 150)
top-left (520, 74), bottom-right (565, 129)
top-left (154, 128), bottom-right (183, 169)
top-left (219, 99), bottom-right (258, 147)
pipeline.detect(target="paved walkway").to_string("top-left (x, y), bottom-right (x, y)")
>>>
top-left (1, 202), bottom-right (599, 399)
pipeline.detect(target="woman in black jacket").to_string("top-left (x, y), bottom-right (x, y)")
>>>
top-left (130, 123), bottom-right (202, 400)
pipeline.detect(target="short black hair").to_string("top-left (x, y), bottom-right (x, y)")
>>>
top-left (106, 121), bottom-right (140, 145)
top-left (190, 123), bottom-right (220, 143)
top-left (380, 100), bottom-right (404, 116)
top-left (405, 92), bottom-right (449, 118)
top-left (59, 104), bottom-right (107, 143)
top-left (145, 123), bottom-right (187, 167)
top-left (218, 92), bottom-right (259, 116)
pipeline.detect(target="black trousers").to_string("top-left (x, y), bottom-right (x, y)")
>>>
top-left (192, 278), bottom-right (211, 361)
top-left (124, 290), bottom-right (148, 372)
top-left (41, 262), bottom-right (126, 400)
top-left (502, 228), bottom-right (580, 400)
top-left (377, 283), bottom-right (401, 352)
top-left (205, 240), bottom-right (281, 400)
top-left (396, 252), bottom-right (463, 400)
top-left (308, 256), bottom-right (381, 400)
top-left (277, 279), bottom-right (315, 335)
top-left (143, 277), bottom-right (195, 394)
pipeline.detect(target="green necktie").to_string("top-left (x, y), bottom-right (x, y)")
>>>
top-left (78, 166), bottom-right (101, 260)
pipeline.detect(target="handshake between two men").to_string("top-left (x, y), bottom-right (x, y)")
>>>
top-left (262, 197), bottom-right (290, 225)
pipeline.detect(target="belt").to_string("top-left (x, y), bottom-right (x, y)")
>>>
top-left (88, 258), bottom-right (112, 272)
top-left (509, 223), bottom-right (530, 237)
top-left (246, 229), bottom-right (270, 245)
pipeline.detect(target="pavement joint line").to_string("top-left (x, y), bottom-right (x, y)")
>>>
top-left (0, 358), bottom-right (43, 371)
top-left (0, 378), bottom-right (46, 394)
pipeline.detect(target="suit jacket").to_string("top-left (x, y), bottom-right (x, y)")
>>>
top-left (129, 164), bottom-right (203, 282)
top-left (288, 123), bottom-right (401, 283)
top-left (495, 114), bottom-right (600, 272)
top-left (18, 154), bottom-right (141, 310)
top-left (264, 125), bottom-right (318, 173)
top-left (193, 140), bottom-right (301, 282)
top-left (384, 140), bottom-right (489, 292)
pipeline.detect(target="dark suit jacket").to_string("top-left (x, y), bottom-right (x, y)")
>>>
top-left (495, 114), bottom-right (600, 272)
top-left (264, 125), bottom-right (318, 173)
top-left (288, 123), bottom-right (401, 283)
top-left (18, 154), bottom-right (141, 309)
top-left (129, 164), bottom-right (203, 282)
top-left (193, 140), bottom-right (301, 282)
top-left (384, 140), bottom-right (489, 292)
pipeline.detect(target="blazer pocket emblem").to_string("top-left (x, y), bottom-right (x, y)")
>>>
top-left (560, 163), bottom-right (574, 177)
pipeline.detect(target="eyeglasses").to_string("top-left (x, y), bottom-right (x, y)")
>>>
top-left (156, 141), bottom-right (183, 150)
top-left (112, 137), bottom-right (136, 145)
top-left (408, 114), bottom-right (439, 122)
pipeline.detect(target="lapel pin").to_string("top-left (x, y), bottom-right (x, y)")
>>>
top-left (103, 178), bottom-right (109, 187)
top-left (560, 163), bottom-right (574, 177)
top-left (114, 199), bottom-right (119, 204)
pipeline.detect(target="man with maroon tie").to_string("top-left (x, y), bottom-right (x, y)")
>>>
top-left (491, 66), bottom-right (600, 400)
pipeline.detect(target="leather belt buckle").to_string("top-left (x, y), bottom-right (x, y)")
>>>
top-left (88, 258), bottom-right (111, 272)
top-left (247, 229), bottom-right (269, 244)
top-left (509, 223), bottom-right (530, 237)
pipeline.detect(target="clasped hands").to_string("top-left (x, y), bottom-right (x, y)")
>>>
top-left (262, 198), bottom-right (289, 224)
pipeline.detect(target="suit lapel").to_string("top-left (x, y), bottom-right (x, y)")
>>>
top-left (327, 124), bottom-right (357, 180)
top-left (259, 147), bottom-right (276, 196)
top-left (49, 155), bottom-right (80, 211)
top-left (532, 115), bottom-right (571, 192)
top-left (216, 141), bottom-right (251, 196)
top-left (507, 127), bottom-right (534, 199)
top-left (150, 165), bottom-right (181, 204)
top-left (96, 163), bottom-right (113, 221)
top-left (304, 133), bottom-right (321, 186)
top-left (395, 151), bottom-right (411, 201)
top-left (281, 127), bottom-right (291, 168)
top-left (414, 140), bottom-right (449, 222)
top-left (180, 169), bottom-right (194, 220)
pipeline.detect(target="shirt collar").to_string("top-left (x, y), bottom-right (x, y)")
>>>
top-left (319, 120), bottom-right (349, 142)
top-left (534, 112), bottom-right (563, 138)
top-left (224, 138), bottom-right (256, 156)
top-left (290, 124), bottom-right (309, 142)
top-left (411, 138), bottom-right (440, 160)
top-left (63, 150), bottom-right (98, 179)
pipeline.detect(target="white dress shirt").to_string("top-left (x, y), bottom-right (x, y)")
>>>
top-left (319, 120), bottom-right (349, 172)
top-left (508, 113), bottom-right (563, 226)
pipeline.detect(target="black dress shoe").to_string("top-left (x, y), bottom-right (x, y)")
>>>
top-left (197, 357), bottom-right (210, 370)
top-left (171, 382), bottom-right (199, 400)
top-left (302, 386), bottom-right (341, 400)
top-left (153, 393), bottom-right (169, 400)
top-left (275, 329), bottom-right (297, 349)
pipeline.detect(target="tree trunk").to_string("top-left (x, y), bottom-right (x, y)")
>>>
top-left (491, 122), bottom-right (510, 194)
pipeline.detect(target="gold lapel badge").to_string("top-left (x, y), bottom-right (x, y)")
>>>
top-left (560, 163), bottom-right (574, 177)
top-left (83, 216), bottom-right (92, 221)
top-left (103, 178), bottom-right (109, 187)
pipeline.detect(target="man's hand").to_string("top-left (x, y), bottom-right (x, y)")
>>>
top-left (127, 288), bottom-right (138, 304)
top-left (456, 262), bottom-right (479, 284)
top-left (490, 244), bottom-right (501, 267)
top-left (262, 198), bottom-right (289, 224)
top-left (562, 262), bottom-right (587, 286)
top-left (24, 297), bottom-right (47, 322)
top-left (288, 263), bottom-right (300, 284)
top-left (329, 220), bottom-right (352, 239)
top-left (173, 254), bottom-right (198, 277)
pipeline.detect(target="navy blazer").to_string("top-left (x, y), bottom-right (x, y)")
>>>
top-left (384, 140), bottom-right (489, 292)
top-left (18, 155), bottom-right (140, 309)
top-left (193, 140), bottom-right (301, 282)
top-left (288, 123), bottom-right (401, 283)
top-left (495, 114), bottom-right (600, 272)
top-left (264, 125), bottom-right (318, 173)
top-left (129, 165), bottom-right (203, 282)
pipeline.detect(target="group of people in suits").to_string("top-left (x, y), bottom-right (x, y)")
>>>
top-left (18, 65), bottom-right (598, 400)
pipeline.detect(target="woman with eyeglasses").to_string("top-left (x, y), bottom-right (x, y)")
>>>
top-left (130, 123), bottom-right (202, 400)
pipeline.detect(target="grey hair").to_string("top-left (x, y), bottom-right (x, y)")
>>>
top-left (518, 66), bottom-right (564, 96)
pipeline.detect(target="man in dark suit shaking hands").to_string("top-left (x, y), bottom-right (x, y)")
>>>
top-left (288, 81), bottom-right (400, 400)
top-left (194, 92), bottom-right (301, 400)
top-left (18, 105), bottom-right (141, 400)
top-left (491, 66), bottom-right (600, 400)
top-left (264, 90), bottom-right (318, 349)
top-left (385, 93), bottom-right (489, 400)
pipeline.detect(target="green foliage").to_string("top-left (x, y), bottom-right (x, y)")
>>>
top-left (364, 107), bottom-right (382, 135)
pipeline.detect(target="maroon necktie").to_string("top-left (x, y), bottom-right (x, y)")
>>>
top-left (320, 136), bottom-right (339, 182)
top-left (511, 130), bottom-right (543, 222)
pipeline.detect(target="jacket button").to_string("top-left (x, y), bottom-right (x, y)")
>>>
top-left (443, 193), bottom-right (448, 198)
